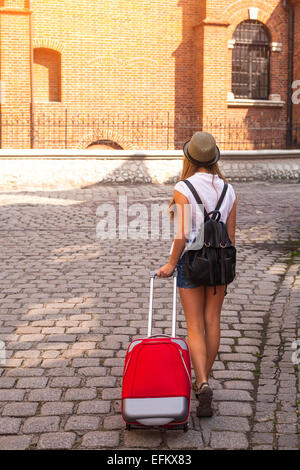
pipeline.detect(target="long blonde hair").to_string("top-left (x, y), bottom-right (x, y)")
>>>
top-left (168, 155), bottom-right (228, 220)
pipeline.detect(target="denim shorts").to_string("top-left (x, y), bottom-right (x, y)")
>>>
top-left (176, 252), bottom-right (228, 295)
top-left (176, 252), bottom-right (202, 289)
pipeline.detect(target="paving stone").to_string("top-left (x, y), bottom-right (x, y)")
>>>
top-left (0, 389), bottom-right (25, 401)
top-left (47, 335), bottom-right (76, 343)
top-left (218, 402), bottom-right (253, 417)
top-left (23, 416), bottom-right (60, 433)
top-left (45, 368), bottom-right (75, 377)
top-left (276, 423), bottom-right (297, 434)
top-left (276, 412), bottom-right (297, 424)
top-left (200, 416), bottom-right (250, 432)
top-left (123, 430), bottom-right (162, 448)
top-left (77, 367), bottom-right (107, 377)
top-left (72, 342), bottom-right (96, 350)
top-left (165, 430), bottom-right (203, 449)
top-left (16, 377), bottom-right (48, 388)
top-left (65, 415), bottom-right (100, 431)
top-left (37, 432), bottom-right (76, 449)
top-left (28, 388), bottom-right (62, 402)
top-left (210, 431), bottom-right (248, 450)
top-left (41, 359), bottom-right (70, 368)
top-left (252, 433), bottom-right (274, 445)
top-left (64, 388), bottom-right (97, 401)
top-left (19, 334), bottom-right (44, 342)
top-left (213, 390), bottom-right (253, 402)
top-left (50, 377), bottom-right (81, 388)
top-left (0, 435), bottom-right (33, 450)
top-left (40, 402), bottom-right (74, 416)
top-left (253, 421), bottom-right (274, 433)
top-left (213, 371), bottom-right (254, 380)
top-left (224, 380), bottom-right (254, 390)
top-left (72, 358), bottom-right (100, 367)
top-left (227, 362), bottom-right (256, 371)
top-left (6, 368), bottom-right (44, 377)
top-left (85, 377), bottom-right (117, 387)
top-left (278, 434), bottom-right (299, 448)
top-left (2, 402), bottom-right (38, 417)
top-left (102, 388), bottom-right (122, 400)
top-left (220, 353), bottom-right (257, 362)
top-left (77, 401), bottom-right (111, 414)
top-left (81, 431), bottom-right (120, 448)
top-left (0, 378), bottom-right (16, 388)
top-left (0, 417), bottom-right (21, 434)
top-left (103, 415), bottom-right (124, 430)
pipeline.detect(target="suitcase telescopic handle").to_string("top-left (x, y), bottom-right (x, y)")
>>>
top-left (147, 269), bottom-right (177, 338)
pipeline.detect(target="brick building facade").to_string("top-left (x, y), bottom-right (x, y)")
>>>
top-left (0, 0), bottom-right (299, 150)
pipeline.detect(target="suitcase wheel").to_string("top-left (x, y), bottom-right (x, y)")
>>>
top-left (126, 424), bottom-right (131, 431)
top-left (183, 423), bottom-right (189, 433)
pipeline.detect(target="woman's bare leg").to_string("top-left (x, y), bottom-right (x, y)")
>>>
top-left (178, 286), bottom-right (207, 386)
top-left (204, 285), bottom-right (226, 378)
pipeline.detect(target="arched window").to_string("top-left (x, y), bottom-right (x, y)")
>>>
top-left (232, 20), bottom-right (270, 100)
top-left (87, 140), bottom-right (123, 150)
top-left (34, 48), bottom-right (61, 102)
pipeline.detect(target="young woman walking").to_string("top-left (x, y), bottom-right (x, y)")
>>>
top-left (157, 131), bottom-right (237, 417)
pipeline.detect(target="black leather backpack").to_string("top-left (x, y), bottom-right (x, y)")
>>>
top-left (182, 179), bottom-right (236, 296)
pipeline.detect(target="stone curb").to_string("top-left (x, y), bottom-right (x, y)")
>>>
top-left (0, 157), bottom-right (299, 188)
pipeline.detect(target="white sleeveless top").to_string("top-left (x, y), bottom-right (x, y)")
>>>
top-left (169, 172), bottom-right (236, 259)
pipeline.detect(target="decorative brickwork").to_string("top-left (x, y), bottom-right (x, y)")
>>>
top-left (0, 0), bottom-right (299, 149)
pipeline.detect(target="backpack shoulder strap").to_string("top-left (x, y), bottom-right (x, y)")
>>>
top-left (214, 181), bottom-right (228, 213)
top-left (182, 179), bottom-right (209, 219)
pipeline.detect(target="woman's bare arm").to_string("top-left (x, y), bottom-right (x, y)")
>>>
top-left (226, 195), bottom-right (237, 246)
top-left (169, 190), bottom-right (189, 267)
top-left (157, 190), bottom-right (189, 277)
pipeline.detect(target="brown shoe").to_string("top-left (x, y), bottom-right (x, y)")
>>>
top-left (193, 381), bottom-right (211, 398)
top-left (195, 382), bottom-right (213, 418)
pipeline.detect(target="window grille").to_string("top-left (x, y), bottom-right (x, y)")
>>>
top-left (232, 20), bottom-right (270, 100)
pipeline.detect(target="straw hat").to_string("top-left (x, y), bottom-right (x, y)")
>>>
top-left (183, 131), bottom-right (220, 166)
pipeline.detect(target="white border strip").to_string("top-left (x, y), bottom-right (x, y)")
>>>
top-left (0, 149), bottom-right (300, 160)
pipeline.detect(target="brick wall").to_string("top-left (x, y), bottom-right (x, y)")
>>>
top-left (197, 2), bottom-right (288, 120)
top-left (292, 0), bottom-right (300, 132)
top-left (0, 0), bottom-right (298, 149)
top-left (0, 0), bottom-right (31, 147)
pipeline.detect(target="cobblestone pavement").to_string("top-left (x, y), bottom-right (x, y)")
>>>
top-left (0, 181), bottom-right (299, 450)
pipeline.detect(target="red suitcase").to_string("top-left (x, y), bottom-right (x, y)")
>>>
top-left (121, 270), bottom-right (192, 432)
